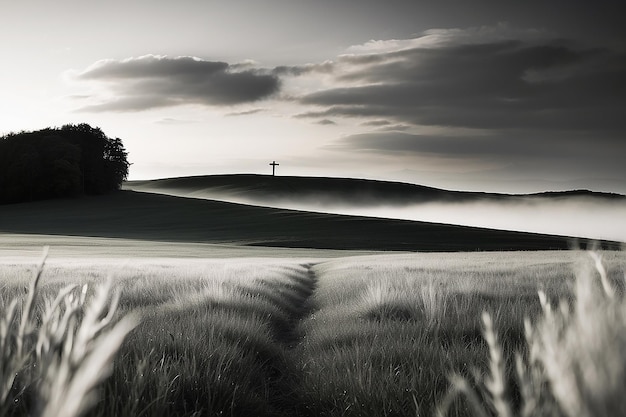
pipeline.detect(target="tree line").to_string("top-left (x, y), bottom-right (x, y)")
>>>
top-left (0, 124), bottom-right (130, 204)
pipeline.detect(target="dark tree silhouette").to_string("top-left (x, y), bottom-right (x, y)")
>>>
top-left (103, 136), bottom-right (130, 191)
top-left (0, 124), bottom-right (130, 204)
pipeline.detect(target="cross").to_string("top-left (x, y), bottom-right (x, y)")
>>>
top-left (269, 160), bottom-right (279, 176)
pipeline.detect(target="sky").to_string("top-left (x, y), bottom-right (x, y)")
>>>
top-left (1, 0), bottom-right (625, 194)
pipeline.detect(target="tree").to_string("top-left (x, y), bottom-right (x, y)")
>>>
top-left (103, 137), bottom-right (130, 190)
top-left (0, 124), bottom-right (130, 204)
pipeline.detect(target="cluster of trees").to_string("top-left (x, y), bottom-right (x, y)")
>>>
top-left (0, 124), bottom-right (130, 204)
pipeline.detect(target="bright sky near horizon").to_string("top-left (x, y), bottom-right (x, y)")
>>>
top-left (1, 1), bottom-right (625, 193)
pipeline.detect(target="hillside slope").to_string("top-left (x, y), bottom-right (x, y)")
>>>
top-left (123, 174), bottom-right (626, 243)
top-left (0, 190), bottom-right (615, 251)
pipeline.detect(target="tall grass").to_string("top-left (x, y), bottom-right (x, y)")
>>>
top-left (89, 261), bottom-right (314, 417)
top-left (290, 252), bottom-right (605, 416)
top-left (3, 250), bottom-right (625, 416)
top-left (0, 248), bottom-right (137, 417)
top-left (291, 258), bottom-right (485, 416)
top-left (438, 251), bottom-right (626, 417)
top-left (1, 257), bottom-right (315, 417)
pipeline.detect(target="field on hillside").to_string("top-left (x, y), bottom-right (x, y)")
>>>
top-left (2, 190), bottom-right (611, 252)
top-left (2, 248), bottom-right (625, 416)
top-left (124, 175), bottom-right (626, 243)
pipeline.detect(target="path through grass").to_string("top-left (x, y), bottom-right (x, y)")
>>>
top-left (2, 250), bottom-right (625, 416)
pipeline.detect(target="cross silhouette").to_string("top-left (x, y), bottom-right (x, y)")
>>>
top-left (269, 161), bottom-right (279, 176)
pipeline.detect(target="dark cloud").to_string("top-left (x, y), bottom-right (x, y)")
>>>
top-left (316, 119), bottom-right (336, 125)
top-left (337, 131), bottom-right (548, 156)
top-left (225, 108), bottom-right (266, 116)
top-left (77, 56), bottom-right (228, 80)
top-left (376, 124), bottom-right (411, 132)
top-left (336, 127), bottom-right (626, 185)
top-left (357, 120), bottom-right (412, 131)
top-left (335, 130), bottom-right (626, 176)
top-left (75, 55), bottom-right (280, 111)
top-left (300, 38), bottom-right (626, 134)
top-left (272, 61), bottom-right (334, 76)
top-left (301, 30), bottom-right (626, 185)
top-left (361, 120), bottom-right (393, 127)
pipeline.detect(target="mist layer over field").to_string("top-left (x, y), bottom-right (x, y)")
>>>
top-left (127, 181), bottom-right (626, 243)
top-left (251, 197), bottom-right (626, 243)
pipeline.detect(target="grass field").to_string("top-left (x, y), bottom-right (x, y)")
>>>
top-left (2, 245), bottom-right (624, 416)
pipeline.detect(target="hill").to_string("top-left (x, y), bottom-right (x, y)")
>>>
top-left (0, 190), bottom-right (617, 252)
top-left (123, 174), bottom-right (626, 243)
top-left (124, 174), bottom-right (626, 206)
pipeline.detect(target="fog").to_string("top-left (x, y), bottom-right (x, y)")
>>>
top-left (335, 199), bottom-right (626, 243)
top-left (127, 186), bottom-right (626, 243)
top-left (207, 194), bottom-right (626, 243)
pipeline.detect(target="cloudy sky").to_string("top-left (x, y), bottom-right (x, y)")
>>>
top-left (2, 0), bottom-right (625, 193)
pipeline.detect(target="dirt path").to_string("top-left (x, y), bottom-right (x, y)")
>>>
top-left (279, 263), bottom-right (318, 349)
top-left (259, 262), bottom-right (319, 416)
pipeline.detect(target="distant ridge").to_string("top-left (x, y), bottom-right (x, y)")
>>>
top-left (125, 174), bottom-right (626, 206)
top-left (527, 189), bottom-right (626, 199)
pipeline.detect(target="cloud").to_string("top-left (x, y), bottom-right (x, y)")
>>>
top-left (361, 120), bottom-right (393, 127)
top-left (336, 131), bottom-right (526, 156)
top-left (298, 28), bottom-right (626, 136)
top-left (74, 55), bottom-right (280, 111)
top-left (273, 61), bottom-right (334, 76)
top-left (334, 130), bottom-right (626, 179)
top-left (354, 130), bottom-right (618, 158)
top-left (316, 119), bottom-right (336, 125)
top-left (292, 26), bottom-right (626, 185)
top-left (376, 124), bottom-right (411, 132)
top-left (225, 108), bottom-right (266, 116)
top-left (343, 24), bottom-right (551, 54)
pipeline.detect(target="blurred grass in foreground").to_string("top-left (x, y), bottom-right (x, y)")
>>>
top-left (438, 251), bottom-right (626, 417)
top-left (1, 251), bottom-right (625, 416)
top-left (0, 247), bottom-right (137, 417)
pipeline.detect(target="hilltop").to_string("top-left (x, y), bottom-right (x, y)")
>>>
top-left (124, 174), bottom-right (625, 206)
